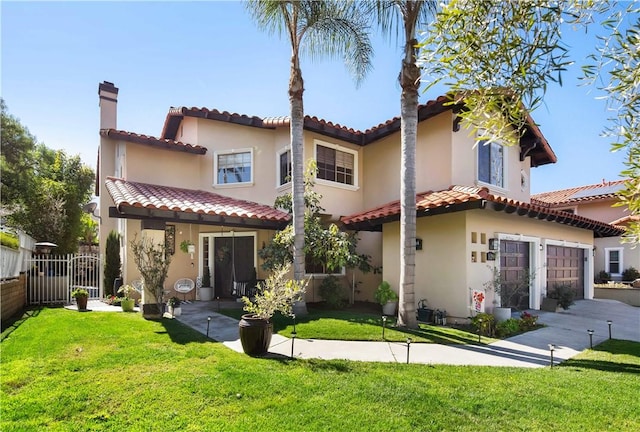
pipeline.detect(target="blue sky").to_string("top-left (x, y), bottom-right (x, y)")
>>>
top-left (1, 1), bottom-right (627, 194)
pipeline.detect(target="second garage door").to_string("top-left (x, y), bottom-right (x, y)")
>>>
top-left (546, 245), bottom-right (584, 300)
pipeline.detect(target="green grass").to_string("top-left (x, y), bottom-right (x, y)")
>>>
top-left (2, 307), bottom-right (639, 431)
top-left (219, 305), bottom-right (496, 344)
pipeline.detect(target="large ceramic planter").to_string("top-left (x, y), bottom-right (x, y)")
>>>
top-left (493, 306), bottom-right (512, 322)
top-left (200, 287), bottom-right (214, 301)
top-left (76, 296), bottom-right (88, 311)
top-left (382, 300), bottom-right (398, 316)
top-left (238, 314), bottom-right (273, 357)
top-left (169, 305), bottom-right (182, 317)
top-left (121, 298), bottom-right (135, 312)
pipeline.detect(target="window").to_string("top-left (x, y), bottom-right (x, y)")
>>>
top-left (215, 150), bottom-right (252, 185)
top-left (478, 141), bottom-right (504, 188)
top-left (316, 143), bottom-right (355, 186)
top-left (605, 248), bottom-right (623, 276)
top-left (278, 149), bottom-right (292, 186)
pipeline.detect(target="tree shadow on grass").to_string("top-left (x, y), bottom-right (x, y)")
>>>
top-left (1, 306), bottom-right (43, 342)
top-left (559, 359), bottom-right (640, 374)
top-left (157, 317), bottom-right (214, 345)
top-left (559, 339), bottom-right (640, 374)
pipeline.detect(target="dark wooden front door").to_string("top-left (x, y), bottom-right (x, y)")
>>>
top-left (500, 240), bottom-right (530, 310)
top-left (547, 246), bottom-right (584, 300)
top-left (213, 236), bottom-right (255, 298)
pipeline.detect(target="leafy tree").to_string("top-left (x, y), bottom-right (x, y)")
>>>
top-left (420, 0), bottom-right (640, 242)
top-left (246, 0), bottom-right (373, 291)
top-left (130, 234), bottom-right (172, 318)
top-left (1, 101), bottom-right (94, 253)
top-left (104, 230), bottom-right (122, 297)
top-left (79, 213), bottom-right (98, 245)
top-left (371, 0), bottom-right (438, 328)
top-left (259, 162), bottom-right (371, 281)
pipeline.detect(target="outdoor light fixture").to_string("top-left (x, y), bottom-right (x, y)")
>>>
top-left (292, 313), bottom-right (297, 334)
top-left (607, 320), bottom-right (613, 339)
top-left (549, 344), bottom-right (555, 368)
top-left (291, 331), bottom-right (297, 359)
top-left (588, 329), bottom-right (594, 349)
top-left (382, 315), bottom-right (387, 340)
top-left (206, 316), bottom-right (212, 338)
top-left (478, 318), bottom-right (483, 343)
top-left (217, 297), bottom-right (220, 312)
top-left (488, 238), bottom-right (498, 251)
top-left (406, 337), bottom-right (412, 364)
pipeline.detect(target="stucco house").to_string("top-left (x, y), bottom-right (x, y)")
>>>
top-left (532, 179), bottom-right (637, 282)
top-left (96, 81), bottom-right (622, 321)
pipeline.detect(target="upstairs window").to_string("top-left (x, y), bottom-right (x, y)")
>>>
top-left (278, 149), bottom-right (292, 186)
top-left (215, 150), bottom-right (252, 185)
top-left (478, 141), bottom-right (504, 188)
top-left (316, 143), bottom-right (355, 186)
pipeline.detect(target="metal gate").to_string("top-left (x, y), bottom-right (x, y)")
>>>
top-left (25, 254), bottom-right (102, 305)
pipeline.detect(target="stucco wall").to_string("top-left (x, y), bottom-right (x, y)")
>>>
top-left (595, 236), bottom-right (640, 280)
top-left (594, 287), bottom-right (640, 306)
top-left (573, 199), bottom-right (626, 224)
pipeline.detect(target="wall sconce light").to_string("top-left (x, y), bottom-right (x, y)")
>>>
top-left (415, 238), bottom-right (423, 250)
top-left (486, 252), bottom-right (496, 261)
top-left (488, 238), bottom-right (498, 251)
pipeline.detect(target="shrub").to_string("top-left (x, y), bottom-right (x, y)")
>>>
top-left (202, 265), bottom-right (211, 287)
top-left (104, 230), bottom-right (121, 297)
top-left (496, 318), bottom-right (520, 337)
top-left (242, 264), bottom-right (307, 320)
top-left (594, 270), bottom-right (611, 284)
top-left (549, 283), bottom-right (575, 310)
top-left (622, 267), bottom-right (640, 281)
top-left (319, 275), bottom-right (347, 309)
top-left (71, 288), bottom-right (89, 298)
top-left (471, 312), bottom-right (495, 337)
top-left (0, 232), bottom-right (19, 250)
top-left (518, 311), bottom-right (539, 331)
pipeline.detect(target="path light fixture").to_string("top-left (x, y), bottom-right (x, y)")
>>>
top-left (206, 316), bottom-right (212, 338)
top-left (587, 329), bottom-right (594, 349)
top-left (549, 344), bottom-right (555, 368)
top-left (607, 320), bottom-right (612, 340)
top-left (477, 318), bottom-right (483, 343)
top-left (406, 337), bottom-right (412, 364)
top-left (291, 331), bottom-right (297, 359)
top-left (217, 296), bottom-right (220, 312)
top-left (292, 313), bottom-right (297, 333)
top-left (382, 315), bottom-right (387, 340)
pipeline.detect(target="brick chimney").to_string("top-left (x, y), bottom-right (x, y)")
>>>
top-left (98, 81), bottom-right (119, 130)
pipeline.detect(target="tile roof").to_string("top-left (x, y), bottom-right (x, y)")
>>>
top-left (340, 185), bottom-right (623, 237)
top-left (159, 94), bottom-right (555, 166)
top-left (100, 129), bottom-right (207, 155)
top-left (105, 177), bottom-right (290, 228)
top-left (531, 179), bottom-right (627, 206)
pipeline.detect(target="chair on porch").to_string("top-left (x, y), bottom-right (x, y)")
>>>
top-left (174, 278), bottom-right (195, 303)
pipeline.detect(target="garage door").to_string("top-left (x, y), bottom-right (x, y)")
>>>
top-left (546, 246), bottom-right (584, 299)
top-left (500, 240), bottom-right (530, 310)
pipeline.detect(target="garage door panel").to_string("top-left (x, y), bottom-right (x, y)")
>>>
top-left (547, 246), bottom-right (584, 300)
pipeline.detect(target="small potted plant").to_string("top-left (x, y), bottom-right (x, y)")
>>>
top-left (71, 288), bottom-right (89, 311)
top-left (117, 284), bottom-right (136, 312)
top-left (180, 240), bottom-right (196, 255)
top-left (167, 296), bottom-right (182, 317)
top-left (239, 264), bottom-right (307, 356)
top-left (374, 281), bottom-right (399, 315)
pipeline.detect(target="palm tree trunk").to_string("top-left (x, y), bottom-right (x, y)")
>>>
top-left (398, 38), bottom-right (420, 329)
top-left (289, 54), bottom-right (307, 289)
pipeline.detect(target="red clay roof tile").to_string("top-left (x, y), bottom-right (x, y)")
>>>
top-left (105, 177), bottom-right (289, 223)
top-left (341, 185), bottom-right (623, 237)
top-left (100, 129), bottom-right (207, 155)
top-left (531, 179), bottom-right (627, 206)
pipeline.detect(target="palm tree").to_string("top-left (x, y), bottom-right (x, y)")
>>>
top-left (246, 1), bottom-right (372, 300)
top-left (374, 1), bottom-right (437, 328)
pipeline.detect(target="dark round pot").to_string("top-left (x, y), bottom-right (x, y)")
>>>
top-left (238, 314), bottom-right (273, 357)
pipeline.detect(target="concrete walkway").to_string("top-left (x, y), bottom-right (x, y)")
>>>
top-left (175, 299), bottom-right (640, 368)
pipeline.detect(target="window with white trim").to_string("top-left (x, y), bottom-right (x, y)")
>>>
top-left (605, 247), bottom-right (623, 276)
top-left (278, 149), bottom-right (292, 186)
top-left (316, 143), bottom-right (356, 186)
top-left (215, 149), bottom-right (252, 185)
top-left (478, 141), bottom-right (505, 188)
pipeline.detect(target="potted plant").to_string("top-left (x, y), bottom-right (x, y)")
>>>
top-left (239, 263), bottom-right (307, 356)
top-left (167, 296), bottom-right (182, 317)
top-left (375, 281), bottom-right (399, 315)
top-left (180, 240), bottom-right (195, 255)
top-left (484, 265), bottom-right (534, 322)
top-left (71, 288), bottom-right (89, 311)
top-left (544, 283), bottom-right (575, 311)
top-left (199, 265), bottom-right (214, 301)
top-left (117, 284), bottom-right (136, 312)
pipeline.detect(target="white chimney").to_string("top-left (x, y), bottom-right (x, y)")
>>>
top-left (98, 81), bottom-right (119, 130)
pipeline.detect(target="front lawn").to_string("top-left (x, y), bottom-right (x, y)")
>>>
top-left (219, 305), bottom-right (497, 344)
top-left (2, 307), bottom-right (639, 431)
